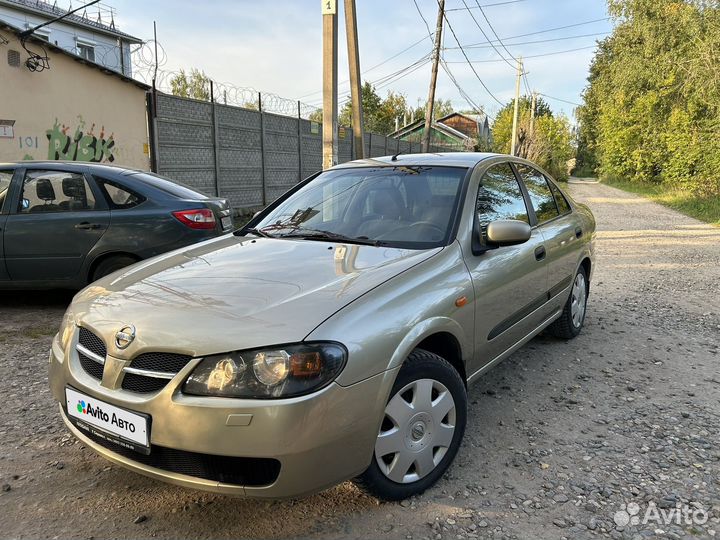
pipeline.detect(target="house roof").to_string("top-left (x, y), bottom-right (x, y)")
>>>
top-left (0, 0), bottom-right (142, 43)
top-left (0, 19), bottom-right (150, 90)
top-left (388, 118), bottom-right (472, 142)
top-left (437, 111), bottom-right (490, 125)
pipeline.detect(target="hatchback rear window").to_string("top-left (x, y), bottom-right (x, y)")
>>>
top-left (128, 172), bottom-right (208, 200)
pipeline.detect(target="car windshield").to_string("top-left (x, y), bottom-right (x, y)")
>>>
top-left (251, 166), bottom-right (467, 249)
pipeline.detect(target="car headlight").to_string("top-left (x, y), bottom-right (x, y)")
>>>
top-left (183, 343), bottom-right (347, 399)
top-left (59, 308), bottom-right (77, 350)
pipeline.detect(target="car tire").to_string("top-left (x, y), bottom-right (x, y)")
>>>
top-left (549, 266), bottom-right (588, 339)
top-left (91, 255), bottom-right (138, 282)
top-left (353, 349), bottom-right (467, 501)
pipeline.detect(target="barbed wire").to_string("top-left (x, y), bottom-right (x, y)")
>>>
top-left (129, 40), bottom-right (322, 119)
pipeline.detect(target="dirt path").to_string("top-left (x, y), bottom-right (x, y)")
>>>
top-left (1, 181), bottom-right (719, 540)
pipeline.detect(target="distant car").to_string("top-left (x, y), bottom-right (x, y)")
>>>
top-left (49, 153), bottom-right (595, 501)
top-left (0, 162), bottom-right (232, 289)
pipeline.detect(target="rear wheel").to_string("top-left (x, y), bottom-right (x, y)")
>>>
top-left (91, 255), bottom-right (138, 282)
top-left (354, 349), bottom-right (467, 501)
top-left (549, 266), bottom-right (588, 339)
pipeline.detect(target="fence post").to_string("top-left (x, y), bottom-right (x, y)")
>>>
top-left (384, 135), bottom-right (388, 156)
top-left (145, 89), bottom-right (159, 173)
top-left (210, 81), bottom-right (221, 197)
top-left (297, 101), bottom-right (303, 183)
top-left (368, 132), bottom-right (372, 158)
top-left (259, 92), bottom-right (267, 206)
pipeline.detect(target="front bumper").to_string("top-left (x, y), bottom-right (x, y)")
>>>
top-left (49, 334), bottom-right (398, 498)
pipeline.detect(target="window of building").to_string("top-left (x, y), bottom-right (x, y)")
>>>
top-left (77, 43), bottom-right (95, 62)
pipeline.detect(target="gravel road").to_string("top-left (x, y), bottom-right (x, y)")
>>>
top-left (1, 180), bottom-right (719, 540)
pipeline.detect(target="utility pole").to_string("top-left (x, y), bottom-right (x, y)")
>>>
top-left (510, 56), bottom-right (523, 156)
top-left (422, 0), bottom-right (445, 153)
top-left (322, 0), bottom-right (339, 169)
top-left (529, 90), bottom-right (537, 135)
top-left (344, 0), bottom-right (364, 159)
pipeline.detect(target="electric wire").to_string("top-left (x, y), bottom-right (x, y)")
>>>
top-left (442, 9), bottom-right (505, 106)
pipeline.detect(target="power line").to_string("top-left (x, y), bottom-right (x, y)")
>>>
top-left (444, 44), bottom-right (599, 63)
top-left (412, 0), bottom-right (435, 44)
top-left (297, 34), bottom-right (432, 100)
top-left (538, 93), bottom-right (582, 107)
top-left (446, 0), bottom-right (527, 11)
top-left (441, 9), bottom-right (504, 106)
top-left (456, 0), bottom-right (516, 70)
top-left (462, 17), bottom-right (611, 47)
top-left (444, 31), bottom-right (610, 50)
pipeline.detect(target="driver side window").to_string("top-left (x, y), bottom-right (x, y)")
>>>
top-left (476, 163), bottom-right (529, 229)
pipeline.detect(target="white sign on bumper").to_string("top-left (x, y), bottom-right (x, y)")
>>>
top-left (65, 387), bottom-right (149, 449)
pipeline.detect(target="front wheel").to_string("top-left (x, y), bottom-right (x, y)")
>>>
top-left (549, 266), bottom-right (588, 339)
top-left (353, 349), bottom-right (467, 501)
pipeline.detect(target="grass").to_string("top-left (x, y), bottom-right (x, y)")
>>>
top-left (600, 177), bottom-right (720, 226)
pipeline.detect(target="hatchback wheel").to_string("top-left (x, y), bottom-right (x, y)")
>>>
top-left (354, 349), bottom-right (466, 501)
top-left (91, 255), bottom-right (138, 282)
top-left (549, 266), bottom-right (588, 339)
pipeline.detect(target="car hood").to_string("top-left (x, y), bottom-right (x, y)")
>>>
top-left (73, 235), bottom-right (440, 359)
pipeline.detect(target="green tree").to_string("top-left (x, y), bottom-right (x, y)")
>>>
top-left (170, 68), bottom-right (212, 101)
top-left (491, 95), bottom-right (573, 180)
top-left (576, 0), bottom-right (720, 193)
top-left (339, 81), bottom-right (382, 131)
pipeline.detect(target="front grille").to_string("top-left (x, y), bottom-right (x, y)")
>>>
top-left (78, 327), bottom-right (106, 380)
top-left (79, 327), bottom-right (106, 358)
top-left (128, 352), bottom-right (192, 373)
top-left (82, 429), bottom-right (281, 486)
top-left (121, 352), bottom-right (193, 394)
top-left (121, 373), bottom-right (169, 393)
top-left (78, 352), bottom-right (104, 380)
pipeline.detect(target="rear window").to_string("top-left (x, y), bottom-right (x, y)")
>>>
top-left (128, 172), bottom-right (208, 200)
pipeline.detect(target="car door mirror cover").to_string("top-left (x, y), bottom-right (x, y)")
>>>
top-left (486, 219), bottom-right (532, 246)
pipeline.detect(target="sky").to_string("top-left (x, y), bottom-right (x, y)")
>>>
top-left (106, 0), bottom-right (613, 119)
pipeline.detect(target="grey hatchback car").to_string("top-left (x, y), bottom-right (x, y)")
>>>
top-left (49, 153), bottom-right (594, 501)
top-left (0, 162), bottom-right (232, 289)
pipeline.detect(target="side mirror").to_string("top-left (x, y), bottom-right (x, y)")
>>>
top-left (486, 219), bottom-right (532, 246)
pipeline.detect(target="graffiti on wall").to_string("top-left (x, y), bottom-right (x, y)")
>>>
top-left (46, 117), bottom-right (116, 162)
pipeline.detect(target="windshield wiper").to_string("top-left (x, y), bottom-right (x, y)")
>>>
top-left (237, 227), bottom-right (274, 238)
top-left (277, 228), bottom-right (385, 247)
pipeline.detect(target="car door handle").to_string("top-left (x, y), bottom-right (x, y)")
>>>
top-left (534, 245), bottom-right (546, 261)
top-left (575, 227), bottom-right (583, 239)
top-left (75, 222), bottom-right (102, 230)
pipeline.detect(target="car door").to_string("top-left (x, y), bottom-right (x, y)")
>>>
top-left (465, 162), bottom-right (549, 368)
top-left (515, 164), bottom-right (578, 297)
top-left (0, 167), bottom-right (15, 281)
top-left (3, 168), bottom-right (110, 282)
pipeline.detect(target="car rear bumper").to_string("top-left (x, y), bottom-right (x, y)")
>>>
top-left (49, 334), bottom-right (398, 498)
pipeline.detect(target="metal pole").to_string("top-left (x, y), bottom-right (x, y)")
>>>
top-left (297, 100), bottom-right (303, 183)
top-left (510, 56), bottom-right (522, 156)
top-left (422, 0), bottom-right (444, 153)
top-left (210, 80), bottom-right (221, 197)
top-left (322, 0), bottom-right (339, 169)
top-left (344, 0), bottom-right (364, 159)
top-left (259, 91), bottom-right (267, 205)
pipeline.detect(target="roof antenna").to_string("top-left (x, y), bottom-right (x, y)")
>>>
top-left (391, 151), bottom-right (402, 162)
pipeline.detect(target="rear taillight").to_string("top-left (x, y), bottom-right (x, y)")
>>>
top-left (172, 208), bottom-right (216, 230)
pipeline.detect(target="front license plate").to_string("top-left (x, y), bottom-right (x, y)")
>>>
top-left (221, 216), bottom-right (232, 230)
top-left (65, 387), bottom-right (150, 454)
